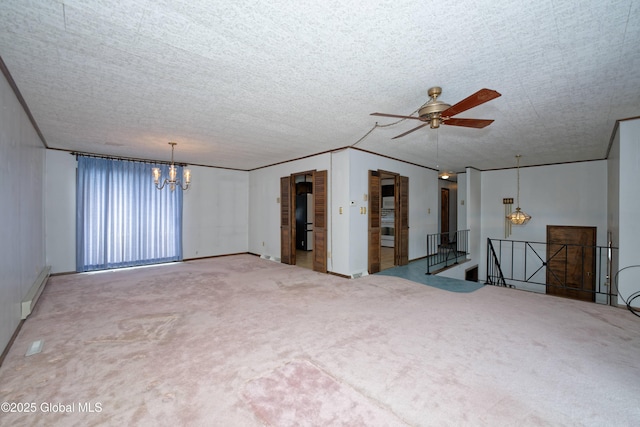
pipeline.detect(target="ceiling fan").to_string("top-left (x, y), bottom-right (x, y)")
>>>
top-left (371, 87), bottom-right (501, 139)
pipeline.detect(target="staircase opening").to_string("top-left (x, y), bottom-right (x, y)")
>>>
top-left (465, 265), bottom-right (478, 282)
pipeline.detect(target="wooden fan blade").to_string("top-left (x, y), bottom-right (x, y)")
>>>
top-left (443, 118), bottom-right (494, 128)
top-left (392, 123), bottom-right (429, 139)
top-left (371, 112), bottom-right (423, 121)
top-left (440, 88), bottom-right (501, 118)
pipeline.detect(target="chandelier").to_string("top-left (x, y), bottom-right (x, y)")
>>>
top-left (152, 142), bottom-right (191, 191)
top-left (506, 155), bottom-right (531, 225)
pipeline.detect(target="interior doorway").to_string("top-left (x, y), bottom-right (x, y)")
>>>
top-left (440, 187), bottom-right (450, 244)
top-left (280, 170), bottom-right (327, 273)
top-left (380, 174), bottom-right (396, 270)
top-left (294, 174), bottom-right (314, 270)
top-left (368, 170), bottom-right (409, 274)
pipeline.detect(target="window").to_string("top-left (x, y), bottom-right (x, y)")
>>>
top-left (76, 156), bottom-right (183, 272)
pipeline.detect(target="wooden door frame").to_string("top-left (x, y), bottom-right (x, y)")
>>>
top-left (440, 187), bottom-right (450, 244)
top-left (312, 170), bottom-right (327, 273)
top-left (281, 170), bottom-right (327, 273)
top-left (368, 170), bottom-right (381, 274)
top-left (396, 175), bottom-right (409, 266)
top-left (380, 170), bottom-right (400, 267)
top-left (280, 176), bottom-right (295, 265)
top-left (368, 170), bottom-right (408, 273)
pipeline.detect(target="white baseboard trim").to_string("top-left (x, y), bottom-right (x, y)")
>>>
top-left (21, 265), bottom-right (51, 320)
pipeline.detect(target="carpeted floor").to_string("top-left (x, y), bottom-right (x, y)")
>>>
top-left (1, 254), bottom-right (639, 426)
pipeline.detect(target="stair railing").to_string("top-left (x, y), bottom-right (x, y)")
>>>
top-left (486, 238), bottom-right (510, 287)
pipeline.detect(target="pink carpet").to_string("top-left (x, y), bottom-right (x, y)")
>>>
top-left (243, 359), bottom-right (405, 426)
top-left (1, 254), bottom-right (639, 426)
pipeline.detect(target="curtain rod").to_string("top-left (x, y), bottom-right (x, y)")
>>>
top-left (70, 151), bottom-right (188, 167)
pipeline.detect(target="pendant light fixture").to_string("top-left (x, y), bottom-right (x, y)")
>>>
top-left (506, 155), bottom-right (531, 225)
top-left (152, 142), bottom-right (191, 191)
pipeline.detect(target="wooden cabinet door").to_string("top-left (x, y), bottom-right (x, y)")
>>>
top-left (368, 170), bottom-right (381, 274)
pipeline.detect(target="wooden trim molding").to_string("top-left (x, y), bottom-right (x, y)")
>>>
top-left (0, 320), bottom-right (25, 368)
top-left (0, 56), bottom-right (48, 148)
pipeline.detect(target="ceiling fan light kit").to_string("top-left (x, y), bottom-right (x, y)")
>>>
top-left (371, 86), bottom-right (501, 139)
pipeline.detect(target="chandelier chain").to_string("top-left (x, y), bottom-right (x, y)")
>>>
top-left (516, 154), bottom-right (523, 207)
top-left (516, 154), bottom-right (520, 206)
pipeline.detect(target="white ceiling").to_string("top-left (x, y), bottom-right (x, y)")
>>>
top-left (1, 0), bottom-right (639, 173)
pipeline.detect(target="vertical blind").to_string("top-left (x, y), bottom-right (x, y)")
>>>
top-left (76, 156), bottom-right (183, 272)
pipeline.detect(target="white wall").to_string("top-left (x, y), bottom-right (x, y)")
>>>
top-left (347, 149), bottom-right (438, 276)
top-left (182, 165), bottom-right (249, 259)
top-left (330, 149), bottom-right (351, 274)
top-left (481, 161), bottom-right (608, 244)
top-left (457, 172), bottom-right (467, 232)
top-left (617, 119), bottom-right (640, 307)
top-left (0, 71), bottom-right (46, 353)
top-left (607, 125), bottom-right (620, 300)
top-left (45, 154), bottom-right (250, 273)
top-left (248, 153), bottom-right (332, 262)
top-left (468, 167), bottom-right (482, 262)
top-left (479, 161), bottom-right (608, 288)
top-left (247, 148), bottom-right (439, 277)
top-left (45, 150), bottom-right (76, 273)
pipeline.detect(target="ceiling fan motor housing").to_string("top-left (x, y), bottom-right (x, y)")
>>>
top-left (418, 87), bottom-right (451, 128)
top-left (418, 101), bottom-right (452, 118)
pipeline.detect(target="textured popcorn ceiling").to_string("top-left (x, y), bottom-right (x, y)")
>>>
top-left (1, 0), bottom-right (639, 172)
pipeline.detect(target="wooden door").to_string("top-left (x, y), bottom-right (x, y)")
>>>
top-left (280, 176), bottom-right (295, 265)
top-left (312, 170), bottom-right (327, 273)
top-left (546, 225), bottom-right (596, 301)
top-left (368, 170), bottom-right (381, 274)
top-left (395, 175), bottom-right (409, 266)
top-left (441, 188), bottom-right (450, 245)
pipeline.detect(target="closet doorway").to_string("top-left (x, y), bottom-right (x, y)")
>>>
top-left (380, 174), bottom-right (396, 270)
top-left (280, 170), bottom-right (327, 273)
top-left (294, 173), bottom-right (314, 270)
top-left (368, 170), bottom-right (409, 274)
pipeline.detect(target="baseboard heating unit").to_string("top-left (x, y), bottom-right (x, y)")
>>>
top-left (21, 266), bottom-right (51, 320)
